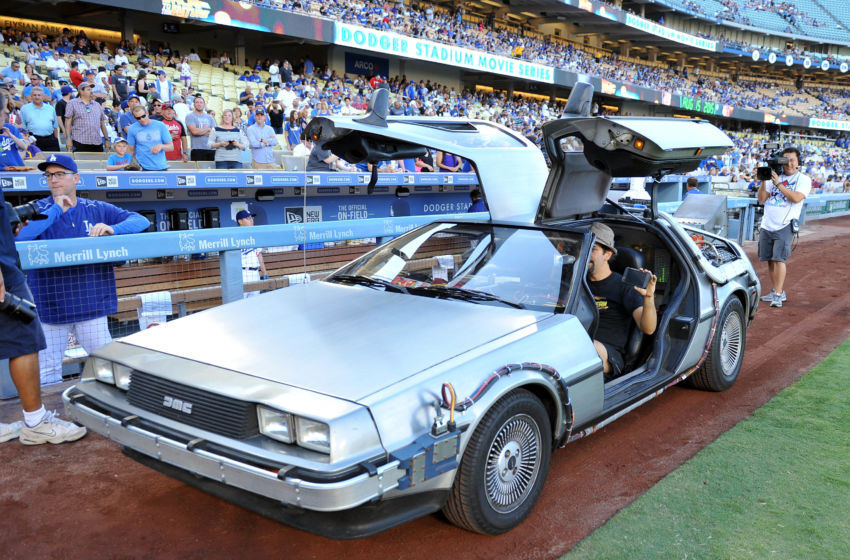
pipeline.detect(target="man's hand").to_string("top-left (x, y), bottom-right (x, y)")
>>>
top-left (181, 153), bottom-right (189, 162)
top-left (0, 267), bottom-right (5, 303)
top-left (53, 194), bottom-right (74, 212)
top-left (771, 170), bottom-right (781, 186)
top-left (150, 144), bottom-right (163, 154)
top-left (65, 137), bottom-right (73, 150)
top-left (89, 223), bottom-right (114, 236)
top-left (633, 268), bottom-right (657, 299)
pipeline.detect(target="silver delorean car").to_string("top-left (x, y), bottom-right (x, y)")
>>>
top-left (64, 84), bottom-right (760, 538)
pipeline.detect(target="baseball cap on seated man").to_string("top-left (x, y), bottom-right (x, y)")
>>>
top-left (37, 153), bottom-right (78, 174)
top-left (235, 210), bottom-right (256, 221)
top-left (60, 85), bottom-right (74, 95)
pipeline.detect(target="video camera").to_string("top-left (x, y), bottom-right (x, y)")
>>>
top-left (756, 143), bottom-right (789, 181)
top-left (5, 200), bottom-right (46, 233)
top-left (0, 292), bottom-right (38, 324)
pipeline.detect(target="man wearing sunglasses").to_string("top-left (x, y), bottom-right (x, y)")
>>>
top-left (16, 153), bottom-right (150, 387)
top-left (64, 82), bottom-right (110, 152)
top-left (126, 105), bottom-right (172, 171)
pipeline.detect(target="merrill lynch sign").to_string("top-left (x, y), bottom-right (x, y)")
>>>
top-left (335, 23), bottom-right (554, 84)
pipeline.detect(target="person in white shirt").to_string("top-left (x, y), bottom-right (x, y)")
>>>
top-left (45, 51), bottom-right (69, 79)
top-left (114, 49), bottom-right (129, 66)
top-left (340, 96), bottom-right (357, 116)
top-left (235, 209), bottom-right (268, 298)
top-left (757, 146), bottom-right (812, 309)
top-left (276, 82), bottom-right (297, 114)
top-left (292, 133), bottom-right (311, 158)
top-left (268, 60), bottom-right (280, 86)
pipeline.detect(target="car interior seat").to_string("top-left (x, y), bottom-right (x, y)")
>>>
top-left (611, 246), bottom-right (650, 373)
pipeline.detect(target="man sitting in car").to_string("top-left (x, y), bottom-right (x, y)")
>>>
top-left (587, 223), bottom-right (657, 380)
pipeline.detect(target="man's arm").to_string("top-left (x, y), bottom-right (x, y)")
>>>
top-left (631, 270), bottom-right (658, 335)
top-left (16, 203), bottom-right (63, 241)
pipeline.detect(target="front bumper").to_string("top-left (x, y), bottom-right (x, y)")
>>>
top-left (63, 387), bottom-right (404, 513)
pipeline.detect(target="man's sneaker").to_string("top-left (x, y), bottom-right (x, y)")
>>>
top-left (770, 293), bottom-right (783, 308)
top-left (760, 290), bottom-right (787, 303)
top-left (19, 410), bottom-right (86, 445)
top-left (0, 421), bottom-right (23, 443)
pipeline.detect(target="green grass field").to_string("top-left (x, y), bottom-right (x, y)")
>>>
top-left (563, 339), bottom-right (850, 560)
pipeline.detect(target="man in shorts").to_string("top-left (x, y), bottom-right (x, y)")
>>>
top-left (757, 146), bottom-right (811, 308)
top-left (0, 89), bottom-right (87, 445)
top-left (587, 223), bottom-right (657, 380)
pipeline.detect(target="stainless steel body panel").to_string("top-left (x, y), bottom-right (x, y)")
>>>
top-left (122, 281), bottom-right (551, 402)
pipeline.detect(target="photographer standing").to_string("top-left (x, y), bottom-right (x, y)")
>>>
top-left (0, 93), bottom-right (86, 445)
top-left (757, 146), bottom-right (811, 309)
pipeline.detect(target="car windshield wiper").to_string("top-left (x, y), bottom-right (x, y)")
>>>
top-left (329, 274), bottom-right (408, 294)
top-left (408, 285), bottom-right (525, 309)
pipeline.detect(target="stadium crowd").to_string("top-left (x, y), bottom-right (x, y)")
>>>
top-left (2, 16), bottom-right (850, 187)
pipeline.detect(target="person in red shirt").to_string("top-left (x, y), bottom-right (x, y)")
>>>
top-left (69, 61), bottom-right (83, 88)
top-left (160, 104), bottom-right (189, 162)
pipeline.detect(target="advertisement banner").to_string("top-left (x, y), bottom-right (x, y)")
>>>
top-left (624, 13), bottom-right (717, 51)
top-left (335, 23), bottom-right (554, 84)
top-left (808, 118), bottom-right (850, 131)
top-left (344, 52), bottom-right (390, 76)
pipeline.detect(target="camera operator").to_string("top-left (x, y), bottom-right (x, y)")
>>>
top-left (0, 92), bottom-right (86, 445)
top-left (757, 146), bottom-right (811, 309)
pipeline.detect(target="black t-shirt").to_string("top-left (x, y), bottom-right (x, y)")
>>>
top-left (588, 271), bottom-right (643, 355)
top-left (268, 107), bottom-right (284, 129)
top-left (112, 74), bottom-right (129, 98)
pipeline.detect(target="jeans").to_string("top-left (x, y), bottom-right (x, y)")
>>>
top-left (215, 160), bottom-right (242, 169)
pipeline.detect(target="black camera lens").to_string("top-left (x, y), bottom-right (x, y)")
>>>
top-left (6, 201), bottom-right (46, 233)
top-left (0, 292), bottom-right (38, 324)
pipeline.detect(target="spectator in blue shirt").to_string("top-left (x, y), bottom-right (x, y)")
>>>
top-left (20, 87), bottom-right (60, 152)
top-left (127, 105), bottom-right (172, 170)
top-left (684, 176), bottom-right (703, 198)
top-left (0, 120), bottom-right (29, 168)
top-left (0, 60), bottom-right (24, 85)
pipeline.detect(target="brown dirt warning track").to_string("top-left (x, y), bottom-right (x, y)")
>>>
top-left (2, 216), bottom-right (849, 560)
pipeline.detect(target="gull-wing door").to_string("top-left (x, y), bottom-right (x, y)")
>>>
top-left (537, 86), bottom-right (733, 222)
top-left (305, 88), bottom-right (548, 224)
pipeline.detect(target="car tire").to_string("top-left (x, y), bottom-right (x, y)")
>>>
top-left (443, 389), bottom-right (552, 535)
top-left (689, 297), bottom-right (746, 392)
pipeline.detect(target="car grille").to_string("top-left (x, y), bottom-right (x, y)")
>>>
top-left (127, 370), bottom-right (259, 439)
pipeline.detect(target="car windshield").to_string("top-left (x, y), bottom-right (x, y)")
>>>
top-left (331, 223), bottom-right (583, 312)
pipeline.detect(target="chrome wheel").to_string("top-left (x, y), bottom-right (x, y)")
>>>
top-left (484, 413), bottom-right (542, 514)
top-left (719, 311), bottom-right (743, 376)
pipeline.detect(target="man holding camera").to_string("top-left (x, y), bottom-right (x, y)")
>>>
top-left (757, 146), bottom-right (811, 309)
top-left (0, 94), bottom-right (86, 445)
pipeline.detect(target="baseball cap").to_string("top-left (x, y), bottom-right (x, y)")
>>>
top-left (284, 82), bottom-right (292, 87)
top-left (120, 100), bottom-right (129, 109)
top-left (38, 153), bottom-right (78, 174)
top-left (254, 108), bottom-right (265, 114)
top-left (77, 82), bottom-right (92, 90)
top-left (60, 85), bottom-right (74, 95)
top-left (128, 94), bottom-right (140, 102)
top-left (235, 210), bottom-right (256, 221)
top-left (589, 222), bottom-right (617, 255)
top-left (113, 137), bottom-right (129, 145)
top-left (157, 69), bottom-right (166, 75)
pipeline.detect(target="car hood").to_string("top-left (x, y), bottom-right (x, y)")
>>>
top-left (121, 282), bottom-right (550, 402)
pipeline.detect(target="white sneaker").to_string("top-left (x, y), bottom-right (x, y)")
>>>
top-left (770, 293), bottom-right (783, 308)
top-left (0, 421), bottom-right (23, 443)
top-left (760, 290), bottom-right (787, 303)
top-left (19, 410), bottom-right (87, 445)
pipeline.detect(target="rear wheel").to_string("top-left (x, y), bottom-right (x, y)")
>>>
top-left (443, 389), bottom-right (552, 535)
top-left (689, 297), bottom-right (746, 391)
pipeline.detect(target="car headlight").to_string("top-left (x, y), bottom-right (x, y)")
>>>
top-left (114, 364), bottom-right (133, 390)
top-left (257, 406), bottom-right (294, 444)
top-left (296, 417), bottom-right (330, 453)
top-left (92, 357), bottom-right (115, 385)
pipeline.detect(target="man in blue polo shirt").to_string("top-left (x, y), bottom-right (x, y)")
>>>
top-left (127, 104), bottom-right (172, 170)
top-left (20, 86), bottom-right (60, 151)
top-left (16, 153), bottom-right (149, 386)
